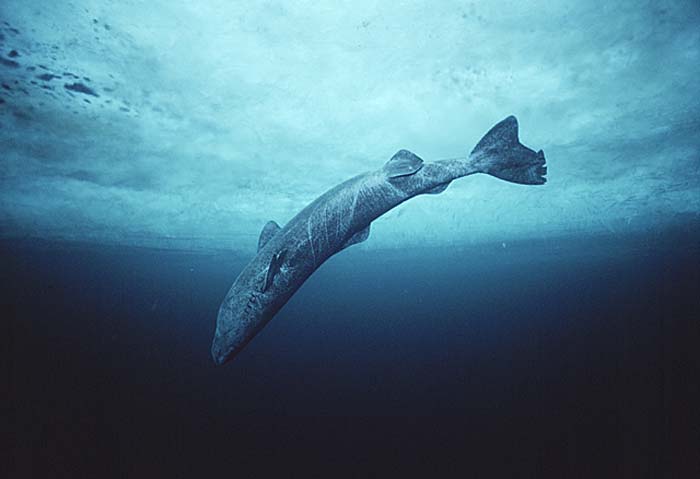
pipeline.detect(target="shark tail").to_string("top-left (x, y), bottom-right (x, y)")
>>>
top-left (470, 116), bottom-right (547, 185)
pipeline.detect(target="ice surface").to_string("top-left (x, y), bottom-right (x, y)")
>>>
top-left (0, 0), bottom-right (698, 252)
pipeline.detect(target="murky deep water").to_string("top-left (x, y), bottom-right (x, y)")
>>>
top-left (6, 225), bottom-right (699, 477)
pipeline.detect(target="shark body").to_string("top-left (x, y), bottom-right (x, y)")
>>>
top-left (211, 116), bottom-right (547, 364)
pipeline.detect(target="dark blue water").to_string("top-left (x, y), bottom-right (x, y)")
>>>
top-left (6, 225), bottom-right (699, 477)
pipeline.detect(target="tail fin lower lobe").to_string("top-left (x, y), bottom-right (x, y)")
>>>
top-left (470, 116), bottom-right (547, 185)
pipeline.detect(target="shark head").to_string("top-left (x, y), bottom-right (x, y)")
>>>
top-left (211, 281), bottom-right (267, 365)
top-left (211, 249), bottom-right (288, 365)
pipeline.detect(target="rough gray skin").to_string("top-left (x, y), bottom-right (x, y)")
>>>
top-left (211, 116), bottom-right (547, 365)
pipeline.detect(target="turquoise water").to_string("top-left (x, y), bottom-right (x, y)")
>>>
top-left (3, 1), bottom-right (699, 477)
top-left (0, 1), bottom-right (698, 249)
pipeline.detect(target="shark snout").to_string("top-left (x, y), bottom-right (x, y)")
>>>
top-left (210, 333), bottom-right (231, 366)
top-left (212, 288), bottom-right (269, 365)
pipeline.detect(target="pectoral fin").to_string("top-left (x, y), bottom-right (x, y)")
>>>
top-left (263, 249), bottom-right (287, 292)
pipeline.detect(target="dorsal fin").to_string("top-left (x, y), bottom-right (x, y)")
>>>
top-left (257, 220), bottom-right (281, 252)
top-left (263, 249), bottom-right (287, 292)
top-left (383, 150), bottom-right (423, 178)
top-left (340, 224), bottom-right (370, 251)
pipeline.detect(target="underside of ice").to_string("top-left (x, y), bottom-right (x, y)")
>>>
top-left (0, 1), bottom-right (698, 252)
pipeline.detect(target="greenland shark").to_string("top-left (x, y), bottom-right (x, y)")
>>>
top-left (211, 116), bottom-right (547, 364)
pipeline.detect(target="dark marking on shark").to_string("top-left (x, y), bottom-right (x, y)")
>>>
top-left (211, 116), bottom-right (548, 364)
top-left (8, 49), bottom-right (19, 57)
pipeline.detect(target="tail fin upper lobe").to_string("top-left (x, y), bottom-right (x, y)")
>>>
top-left (470, 116), bottom-right (547, 185)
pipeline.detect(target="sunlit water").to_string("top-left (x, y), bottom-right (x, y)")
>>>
top-left (3, 1), bottom-right (699, 477)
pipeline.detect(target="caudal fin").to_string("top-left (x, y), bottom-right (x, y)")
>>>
top-left (470, 116), bottom-right (547, 185)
